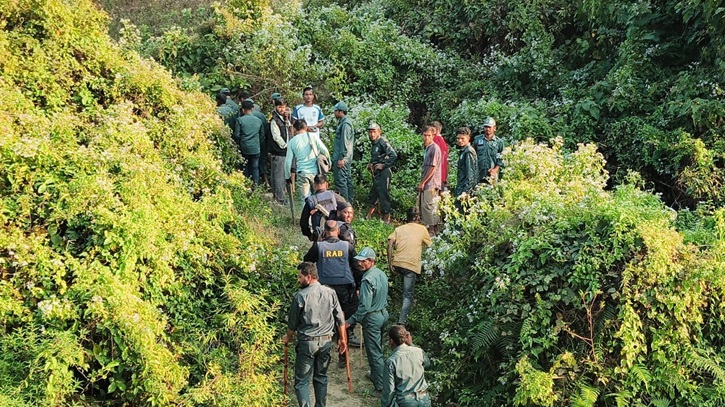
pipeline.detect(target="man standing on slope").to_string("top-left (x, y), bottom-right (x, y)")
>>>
top-left (430, 121), bottom-right (449, 191)
top-left (268, 97), bottom-right (293, 204)
top-left (345, 247), bottom-right (389, 397)
top-left (387, 208), bottom-right (431, 326)
top-left (332, 101), bottom-right (354, 202)
top-left (303, 220), bottom-right (361, 367)
top-left (293, 86), bottom-right (325, 134)
top-left (234, 100), bottom-right (264, 185)
top-left (366, 123), bottom-right (397, 223)
top-left (474, 117), bottom-right (505, 184)
top-left (418, 126), bottom-right (442, 235)
top-left (283, 262), bottom-right (347, 407)
top-left (454, 126), bottom-right (478, 199)
top-left (285, 120), bottom-right (331, 201)
top-left (216, 92), bottom-right (236, 134)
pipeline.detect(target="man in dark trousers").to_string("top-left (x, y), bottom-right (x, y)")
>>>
top-left (215, 92), bottom-right (236, 134)
top-left (234, 100), bottom-right (264, 185)
top-left (336, 201), bottom-right (357, 249)
top-left (282, 262), bottom-right (347, 407)
top-left (304, 220), bottom-right (362, 367)
top-left (387, 208), bottom-right (431, 326)
top-left (268, 97), bottom-right (292, 204)
top-left (366, 123), bottom-right (397, 223)
top-left (332, 101), bottom-right (354, 202)
top-left (300, 174), bottom-right (346, 241)
top-left (474, 116), bottom-right (505, 184)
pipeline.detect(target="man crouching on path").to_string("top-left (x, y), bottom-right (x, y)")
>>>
top-left (382, 325), bottom-right (431, 407)
top-left (282, 262), bottom-right (347, 407)
top-left (345, 247), bottom-right (389, 396)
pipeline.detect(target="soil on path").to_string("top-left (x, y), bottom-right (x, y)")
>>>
top-left (268, 197), bottom-right (380, 407)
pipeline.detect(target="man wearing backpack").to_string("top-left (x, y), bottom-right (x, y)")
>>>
top-left (300, 174), bottom-right (346, 242)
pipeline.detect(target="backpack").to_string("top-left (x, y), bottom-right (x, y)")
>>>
top-left (307, 190), bottom-right (338, 241)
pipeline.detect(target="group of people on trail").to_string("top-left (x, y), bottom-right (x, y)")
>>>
top-left (215, 85), bottom-right (506, 406)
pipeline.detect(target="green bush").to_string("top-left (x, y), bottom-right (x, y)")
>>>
top-left (413, 138), bottom-right (725, 406)
top-left (0, 0), bottom-right (284, 405)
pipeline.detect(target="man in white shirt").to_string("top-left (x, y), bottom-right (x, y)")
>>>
top-left (292, 86), bottom-right (325, 133)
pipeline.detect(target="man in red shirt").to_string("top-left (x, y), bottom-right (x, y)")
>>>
top-left (430, 121), bottom-right (449, 191)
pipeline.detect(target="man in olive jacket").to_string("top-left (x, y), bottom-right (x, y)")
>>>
top-left (332, 101), bottom-right (354, 202)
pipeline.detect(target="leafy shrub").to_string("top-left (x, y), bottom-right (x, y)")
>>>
top-left (413, 138), bottom-right (725, 406)
top-left (0, 0), bottom-right (284, 405)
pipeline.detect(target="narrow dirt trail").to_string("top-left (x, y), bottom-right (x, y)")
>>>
top-left (267, 197), bottom-right (380, 407)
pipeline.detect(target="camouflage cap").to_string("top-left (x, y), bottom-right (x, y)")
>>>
top-left (483, 117), bottom-right (496, 127)
top-left (367, 122), bottom-right (381, 131)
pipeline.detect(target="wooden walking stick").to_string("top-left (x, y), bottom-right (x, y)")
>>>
top-left (341, 316), bottom-right (353, 393)
top-left (283, 343), bottom-right (289, 397)
top-left (286, 182), bottom-right (295, 226)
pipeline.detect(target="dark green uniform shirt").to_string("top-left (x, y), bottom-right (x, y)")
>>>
top-left (347, 265), bottom-right (388, 324)
top-left (225, 98), bottom-right (240, 120)
top-left (234, 113), bottom-right (264, 155)
top-left (370, 137), bottom-right (397, 169)
top-left (217, 104), bottom-right (237, 133)
top-left (333, 116), bottom-right (354, 163)
top-left (455, 143), bottom-right (478, 196)
top-left (287, 281), bottom-right (344, 339)
top-left (382, 344), bottom-right (430, 407)
top-left (473, 135), bottom-right (504, 182)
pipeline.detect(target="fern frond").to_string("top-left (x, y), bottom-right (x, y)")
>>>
top-left (648, 397), bottom-right (671, 407)
top-left (687, 351), bottom-right (725, 383)
top-left (569, 382), bottom-right (599, 407)
top-left (471, 320), bottom-right (498, 355)
top-left (630, 364), bottom-right (651, 391)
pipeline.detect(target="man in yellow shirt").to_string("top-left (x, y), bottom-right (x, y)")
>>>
top-left (387, 208), bottom-right (432, 326)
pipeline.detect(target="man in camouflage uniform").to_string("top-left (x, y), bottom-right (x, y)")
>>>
top-left (282, 262), bottom-right (347, 407)
top-left (366, 123), bottom-right (397, 223)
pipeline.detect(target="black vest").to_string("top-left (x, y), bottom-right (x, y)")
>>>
top-left (268, 111), bottom-right (290, 156)
top-left (317, 239), bottom-right (354, 286)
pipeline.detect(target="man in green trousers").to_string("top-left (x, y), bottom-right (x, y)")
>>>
top-left (381, 325), bottom-right (431, 407)
top-left (345, 247), bottom-right (389, 396)
top-left (332, 101), bottom-right (354, 202)
top-left (282, 262), bottom-right (347, 407)
top-left (366, 123), bottom-right (397, 223)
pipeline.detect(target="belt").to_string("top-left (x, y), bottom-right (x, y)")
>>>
top-left (299, 334), bottom-right (333, 341)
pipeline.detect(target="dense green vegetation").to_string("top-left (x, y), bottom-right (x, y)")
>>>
top-left (0, 0), bottom-right (296, 405)
top-left (2, 0), bottom-right (724, 405)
